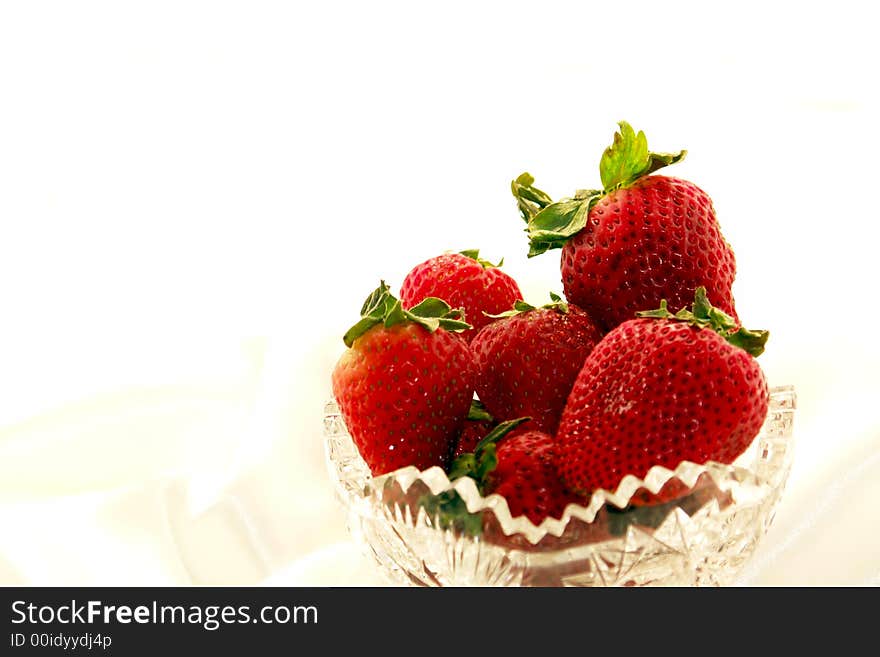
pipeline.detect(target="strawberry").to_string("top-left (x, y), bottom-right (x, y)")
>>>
top-left (489, 429), bottom-right (584, 525)
top-left (555, 287), bottom-right (769, 504)
top-left (399, 250), bottom-right (523, 341)
top-left (470, 294), bottom-right (604, 433)
top-left (331, 281), bottom-right (475, 476)
top-left (446, 419), bottom-right (583, 525)
top-left (512, 121), bottom-right (737, 331)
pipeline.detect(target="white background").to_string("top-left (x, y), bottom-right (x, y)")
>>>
top-left (0, 1), bottom-right (878, 585)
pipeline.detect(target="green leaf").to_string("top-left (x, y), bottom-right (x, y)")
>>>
top-left (547, 293), bottom-right (569, 314)
top-left (599, 121), bottom-right (686, 191)
top-left (635, 299), bottom-right (673, 320)
top-left (487, 293), bottom-right (568, 319)
top-left (358, 281), bottom-right (390, 316)
top-left (725, 327), bottom-right (770, 357)
top-left (408, 297), bottom-right (471, 333)
top-left (486, 298), bottom-right (537, 320)
top-left (511, 172), bottom-right (554, 223)
top-left (418, 490), bottom-right (483, 536)
top-left (342, 286), bottom-right (472, 347)
top-left (526, 194), bottom-right (600, 257)
top-left (383, 298), bottom-right (408, 328)
top-left (475, 443), bottom-right (497, 483)
top-left (409, 297), bottom-right (453, 318)
top-left (690, 286), bottom-right (714, 320)
top-left (636, 287), bottom-right (769, 357)
top-left (344, 281), bottom-right (394, 347)
top-left (467, 399), bottom-right (493, 423)
top-left (447, 453), bottom-right (477, 481)
top-left (448, 417), bottom-right (531, 493)
top-left (471, 417), bottom-right (531, 460)
top-left (437, 317), bottom-right (472, 332)
top-left (643, 149), bottom-right (687, 177)
top-left (342, 316), bottom-right (380, 349)
top-left (459, 248), bottom-right (504, 269)
top-left (600, 121), bottom-right (649, 190)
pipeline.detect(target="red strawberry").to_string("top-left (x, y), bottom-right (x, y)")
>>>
top-left (512, 121), bottom-right (737, 331)
top-left (470, 294), bottom-right (604, 433)
top-left (555, 287), bottom-right (770, 504)
top-left (331, 281), bottom-right (475, 476)
top-left (446, 419), bottom-right (583, 526)
top-left (400, 250), bottom-right (522, 340)
top-left (489, 429), bottom-right (584, 525)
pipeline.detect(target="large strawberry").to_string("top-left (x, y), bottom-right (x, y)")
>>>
top-left (555, 287), bottom-right (769, 504)
top-left (512, 121), bottom-right (738, 331)
top-left (446, 419), bottom-right (583, 525)
top-left (400, 250), bottom-right (522, 341)
top-left (470, 294), bottom-right (604, 434)
top-left (331, 281), bottom-right (475, 476)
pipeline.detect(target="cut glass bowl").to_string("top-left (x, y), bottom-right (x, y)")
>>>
top-left (323, 385), bottom-right (796, 587)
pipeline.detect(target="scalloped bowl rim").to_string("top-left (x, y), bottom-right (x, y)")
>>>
top-left (328, 385), bottom-right (796, 546)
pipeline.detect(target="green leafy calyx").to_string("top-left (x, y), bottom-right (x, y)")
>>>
top-left (524, 191), bottom-right (602, 257)
top-left (513, 172), bottom-right (600, 257)
top-left (447, 417), bottom-right (531, 492)
top-left (342, 281), bottom-right (471, 347)
top-left (459, 249), bottom-right (503, 269)
top-left (636, 287), bottom-right (769, 357)
top-left (416, 416), bottom-right (529, 537)
top-left (510, 172), bottom-right (554, 223)
top-left (488, 292), bottom-right (569, 319)
top-left (599, 121), bottom-right (686, 191)
top-left (516, 121), bottom-right (685, 257)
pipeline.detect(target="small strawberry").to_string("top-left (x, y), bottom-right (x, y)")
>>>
top-left (489, 430), bottom-right (584, 525)
top-left (512, 121), bottom-right (738, 331)
top-left (331, 281), bottom-right (475, 476)
top-left (555, 287), bottom-right (769, 504)
top-left (470, 293), bottom-right (604, 434)
top-left (447, 419), bottom-right (583, 525)
top-left (400, 250), bottom-right (523, 341)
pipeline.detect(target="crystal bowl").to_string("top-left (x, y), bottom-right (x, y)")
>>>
top-left (323, 385), bottom-right (796, 587)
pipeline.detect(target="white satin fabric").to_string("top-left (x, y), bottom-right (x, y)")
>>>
top-left (1, 335), bottom-right (877, 587)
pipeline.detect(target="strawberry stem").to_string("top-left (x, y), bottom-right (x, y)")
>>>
top-left (636, 287), bottom-right (769, 357)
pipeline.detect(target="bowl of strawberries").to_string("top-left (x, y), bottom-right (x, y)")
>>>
top-left (324, 121), bottom-right (796, 587)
